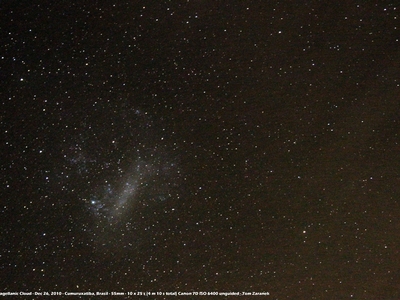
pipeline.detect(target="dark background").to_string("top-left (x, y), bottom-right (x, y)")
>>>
top-left (1, 1), bottom-right (399, 298)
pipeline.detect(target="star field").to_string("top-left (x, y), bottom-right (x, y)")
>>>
top-left (1, 1), bottom-right (400, 298)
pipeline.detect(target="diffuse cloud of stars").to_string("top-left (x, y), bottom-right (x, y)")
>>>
top-left (1, 0), bottom-right (400, 298)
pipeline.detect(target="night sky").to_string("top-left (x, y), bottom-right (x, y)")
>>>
top-left (1, 1), bottom-right (400, 298)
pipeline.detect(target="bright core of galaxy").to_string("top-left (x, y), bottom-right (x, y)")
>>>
top-left (86, 159), bottom-right (171, 224)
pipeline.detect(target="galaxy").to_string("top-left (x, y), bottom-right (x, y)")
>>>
top-left (1, 1), bottom-right (400, 298)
